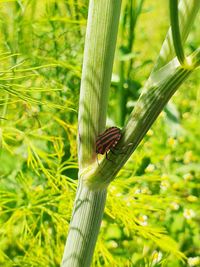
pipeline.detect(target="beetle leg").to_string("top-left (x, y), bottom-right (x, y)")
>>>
top-left (106, 152), bottom-right (115, 163)
top-left (110, 148), bottom-right (117, 155)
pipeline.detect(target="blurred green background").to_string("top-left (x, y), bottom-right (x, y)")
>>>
top-left (0, 0), bottom-right (199, 266)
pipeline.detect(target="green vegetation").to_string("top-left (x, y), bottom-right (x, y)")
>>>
top-left (0, 1), bottom-right (199, 267)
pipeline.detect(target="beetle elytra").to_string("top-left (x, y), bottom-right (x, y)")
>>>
top-left (96, 127), bottom-right (122, 161)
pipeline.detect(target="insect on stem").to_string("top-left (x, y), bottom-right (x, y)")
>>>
top-left (95, 126), bottom-right (122, 164)
top-left (95, 127), bottom-right (133, 165)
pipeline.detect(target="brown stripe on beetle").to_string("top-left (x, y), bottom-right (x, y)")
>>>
top-left (96, 127), bottom-right (120, 145)
top-left (96, 127), bottom-right (122, 155)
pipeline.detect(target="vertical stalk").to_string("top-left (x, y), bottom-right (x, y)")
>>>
top-left (117, 0), bottom-right (144, 126)
top-left (61, 1), bottom-right (122, 266)
top-left (61, 182), bottom-right (107, 267)
top-left (78, 0), bottom-right (122, 169)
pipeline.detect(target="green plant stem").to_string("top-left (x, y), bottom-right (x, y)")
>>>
top-left (78, 0), bottom-right (122, 169)
top-left (153, 0), bottom-right (200, 72)
top-left (61, 182), bottom-right (107, 267)
top-left (169, 0), bottom-right (185, 65)
top-left (127, 0), bottom-right (144, 78)
top-left (118, 61), bottom-right (126, 126)
top-left (117, 0), bottom-right (145, 126)
top-left (61, 1), bottom-right (122, 266)
top-left (84, 61), bottom-right (193, 189)
top-left (191, 48), bottom-right (200, 67)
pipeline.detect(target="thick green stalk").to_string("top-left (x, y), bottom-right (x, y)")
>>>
top-left (78, 0), bottom-right (122, 169)
top-left (61, 1), bottom-right (122, 267)
top-left (61, 182), bottom-right (107, 267)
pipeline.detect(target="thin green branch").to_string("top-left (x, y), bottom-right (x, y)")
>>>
top-left (190, 48), bottom-right (200, 68)
top-left (152, 0), bottom-right (200, 72)
top-left (169, 0), bottom-right (185, 65)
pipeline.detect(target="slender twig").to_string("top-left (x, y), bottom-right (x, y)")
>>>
top-left (169, 0), bottom-right (185, 65)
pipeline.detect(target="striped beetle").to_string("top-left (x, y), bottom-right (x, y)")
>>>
top-left (96, 127), bottom-right (122, 161)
